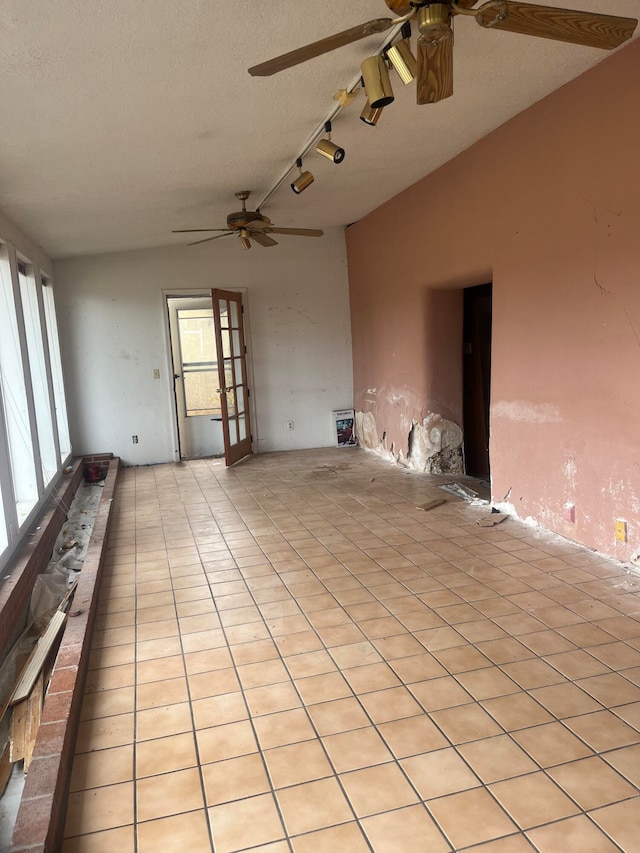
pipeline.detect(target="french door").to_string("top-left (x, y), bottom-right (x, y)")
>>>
top-left (211, 289), bottom-right (252, 466)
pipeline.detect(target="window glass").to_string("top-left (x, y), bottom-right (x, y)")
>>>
top-left (0, 249), bottom-right (38, 522)
top-left (0, 429), bottom-right (8, 554)
top-left (18, 264), bottom-right (57, 485)
top-left (41, 279), bottom-right (71, 461)
top-left (178, 309), bottom-right (221, 416)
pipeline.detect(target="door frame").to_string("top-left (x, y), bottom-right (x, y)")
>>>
top-left (161, 288), bottom-right (257, 463)
top-left (462, 282), bottom-right (492, 479)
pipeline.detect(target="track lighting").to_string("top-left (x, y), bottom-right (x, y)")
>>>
top-left (386, 24), bottom-right (417, 85)
top-left (239, 229), bottom-right (251, 250)
top-left (360, 100), bottom-right (384, 126)
top-left (291, 158), bottom-right (314, 194)
top-left (316, 121), bottom-right (345, 164)
top-left (361, 55), bottom-right (394, 109)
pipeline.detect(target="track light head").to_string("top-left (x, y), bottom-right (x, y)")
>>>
top-left (239, 229), bottom-right (252, 250)
top-left (316, 121), bottom-right (345, 164)
top-left (291, 157), bottom-right (314, 194)
top-left (317, 139), bottom-right (345, 163)
top-left (386, 38), bottom-right (417, 84)
top-left (361, 55), bottom-right (395, 109)
top-left (360, 100), bottom-right (384, 126)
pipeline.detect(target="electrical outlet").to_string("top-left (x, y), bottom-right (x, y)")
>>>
top-left (615, 519), bottom-right (628, 543)
top-left (287, 420), bottom-right (294, 431)
top-left (132, 435), bottom-right (139, 444)
top-left (153, 368), bottom-right (160, 379)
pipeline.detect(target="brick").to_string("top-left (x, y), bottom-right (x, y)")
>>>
top-left (10, 457), bottom-right (121, 853)
top-left (11, 794), bottom-right (54, 847)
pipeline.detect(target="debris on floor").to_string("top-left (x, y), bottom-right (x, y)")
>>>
top-left (438, 482), bottom-right (479, 501)
top-left (29, 482), bottom-right (102, 624)
top-left (477, 511), bottom-right (509, 527)
top-left (415, 497), bottom-right (447, 511)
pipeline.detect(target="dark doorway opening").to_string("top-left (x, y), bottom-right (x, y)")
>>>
top-left (463, 283), bottom-right (492, 479)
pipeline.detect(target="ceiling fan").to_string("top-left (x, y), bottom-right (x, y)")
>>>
top-left (173, 191), bottom-right (324, 249)
top-left (248, 1), bottom-right (637, 104)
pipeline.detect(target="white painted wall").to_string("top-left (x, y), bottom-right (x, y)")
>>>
top-left (53, 229), bottom-right (353, 465)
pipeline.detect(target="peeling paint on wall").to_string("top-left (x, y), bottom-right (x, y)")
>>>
top-left (355, 411), bottom-right (382, 451)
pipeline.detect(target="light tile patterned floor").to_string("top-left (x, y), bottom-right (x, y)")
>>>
top-left (63, 448), bottom-right (640, 852)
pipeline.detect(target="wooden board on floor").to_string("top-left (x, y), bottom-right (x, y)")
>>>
top-left (416, 497), bottom-right (447, 511)
top-left (9, 699), bottom-right (27, 763)
top-left (10, 609), bottom-right (66, 707)
top-left (0, 741), bottom-right (11, 796)
top-left (24, 672), bottom-right (44, 772)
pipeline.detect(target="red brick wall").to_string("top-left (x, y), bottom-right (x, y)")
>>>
top-left (11, 457), bottom-right (120, 852)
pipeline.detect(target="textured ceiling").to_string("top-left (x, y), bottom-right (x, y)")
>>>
top-left (0, 1), bottom-right (636, 258)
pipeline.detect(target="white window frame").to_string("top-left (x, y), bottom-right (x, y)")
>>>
top-left (0, 237), bottom-right (72, 574)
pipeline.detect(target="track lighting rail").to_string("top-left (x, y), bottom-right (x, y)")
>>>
top-left (254, 20), bottom-right (406, 212)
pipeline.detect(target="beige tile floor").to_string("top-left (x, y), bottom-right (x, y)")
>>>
top-left (63, 448), bottom-right (640, 852)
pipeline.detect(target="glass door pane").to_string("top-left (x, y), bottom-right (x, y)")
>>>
top-left (211, 288), bottom-right (252, 467)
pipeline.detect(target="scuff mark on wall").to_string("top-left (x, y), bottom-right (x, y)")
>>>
top-left (622, 307), bottom-right (640, 354)
top-left (492, 401), bottom-right (563, 424)
top-left (576, 191), bottom-right (618, 296)
top-left (564, 456), bottom-right (577, 491)
top-left (267, 306), bottom-right (318, 325)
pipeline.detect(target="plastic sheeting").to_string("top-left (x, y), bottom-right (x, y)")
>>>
top-left (0, 479), bottom-right (103, 830)
top-left (29, 482), bottom-right (103, 624)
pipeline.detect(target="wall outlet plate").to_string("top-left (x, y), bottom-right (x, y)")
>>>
top-left (615, 519), bottom-right (628, 543)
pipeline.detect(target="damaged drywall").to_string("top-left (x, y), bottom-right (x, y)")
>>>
top-left (407, 414), bottom-right (464, 474)
top-left (355, 410), bottom-right (463, 474)
top-left (354, 411), bottom-right (380, 452)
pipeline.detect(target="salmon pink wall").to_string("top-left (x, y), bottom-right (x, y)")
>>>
top-left (347, 41), bottom-right (640, 563)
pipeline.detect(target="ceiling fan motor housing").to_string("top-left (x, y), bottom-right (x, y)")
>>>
top-left (227, 210), bottom-right (267, 230)
top-left (418, 4), bottom-right (453, 43)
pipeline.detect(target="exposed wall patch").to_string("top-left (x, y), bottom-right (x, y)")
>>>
top-left (408, 414), bottom-right (464, 475)
top-left (492, 401), bottom-right (563, 424)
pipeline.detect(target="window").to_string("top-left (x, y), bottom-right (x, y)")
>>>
top-left (0, 239), bottom-right (71, 570)
top-left (42, 277), bottom-right (71, 461)
top-left (0, 249), bottom-right (38, 523)
top-left (177, 308), bottom-right (222, 416)
top-left (18, 262), bottom-right (58, 485)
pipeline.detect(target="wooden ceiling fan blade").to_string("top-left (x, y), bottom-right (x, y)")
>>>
top-left (251, 232), bottom-right (279, 247)
top-left (267, 227), bottom-right (324, 237)
top-left (173, 228), bottom-right (230, 233)
top-left (246, 219), bottom-right (271, 231)
top-left (416, 35), bottom-right (454, 105)
top-left (248, 18), bottom-right (394, 76)
top-left (475, 2), bottom-right (637, 50)
top-left (187, 232), bottom-right (234, 246)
